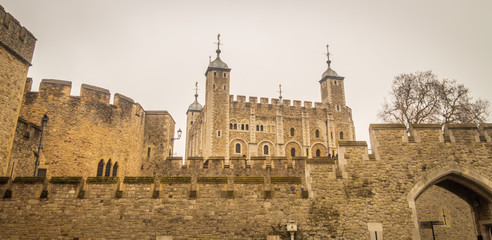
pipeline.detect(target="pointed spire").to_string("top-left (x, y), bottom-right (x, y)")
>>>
top-left (187, 81), bottom-right (203, 113)
top-left (206, 33), bottom-right (230, 75)
top-left (321, 43), bottom-right (339, 79)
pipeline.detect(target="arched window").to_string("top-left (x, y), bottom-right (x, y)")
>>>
top-left (246, 124), bottom-right (249, 130)
top-left (234, 124), bottom-right (237, 130)
top-left (235, 143), bottom-right (241, 154)
top-left (315, 129), bottom-right (320, 138)
top-left (290, 128), bottom-right (295, 136)
top-left (230, 123), bottom-right (233, 129)
top-left (97, 159), bottom-right (104, 176)
top-left (263, 145), bottom-right (269, 155)
top-left (336, 105), bottom-right (340, 111)
top-left (331, 132), bottom-right (333, 139)
top-left (256, 125), bottom-right (259, 131)
top-left (241, 124), bottom-right (244, 130)
top-left (105, 159), bottom-right (112, 177)
top-left (340, 131), bottom-right (344, 140)
top-left (291, 148), bottom-right (296, 157)
top-left (316, 149), bottom-right (321, 157)
top-left (260, 125), bottom-right (264, 132)
top-left (112, 162), bottom-right (118, 177)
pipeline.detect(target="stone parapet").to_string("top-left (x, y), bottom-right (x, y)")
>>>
top-left (0, 5), bottom-right (36, 65)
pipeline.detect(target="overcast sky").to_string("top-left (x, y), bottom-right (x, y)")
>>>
top-left (2, 0), bottom-right (491, 156)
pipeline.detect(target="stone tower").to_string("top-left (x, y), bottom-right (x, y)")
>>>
top-left (203, 34), bottom-right (231, 159)
top-left (0, 6), bottom-right (36, 176)
top-left (319, 45), bottom-right (355, 154)
top-left (185, 82), bottom-right (203, 159)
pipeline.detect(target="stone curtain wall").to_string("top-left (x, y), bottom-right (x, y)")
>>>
top-left (0, 5), bottom-right (36, 176)
top-left (14, 80), bottom-right (147, 178)
top-left (1, 123), bottom-right (491, 239)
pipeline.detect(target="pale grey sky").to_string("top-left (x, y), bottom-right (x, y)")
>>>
top-left (2, 0), bottom-right (491, 156)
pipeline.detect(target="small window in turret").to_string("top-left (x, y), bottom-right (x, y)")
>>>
top-left (246, 124), bottom-right (249, 130)
top-left (191, 121), bottom-right (193, 125)
top-left (315, 129), bottom-right (320, 138)
top-left (218, 131), bottom-right (221, 137)
top-left (340, 131), bottom-right (344, 140)
top-left (224, 85), bottom-right (226, 90)
top-left (223, 73), bottom-right (226, 77)
top-left (290, 128), bottom-right (295, 136)
top-left (334, 80), bottom-right (337, 85)
top-left (214, 72), bottom-right (217, 76)
top-left (336, 105), bottom-right (340, 111)
top-left (241, 124), bottom-right (244, 130)
top-left (213, 84), bottom-right (216, 90)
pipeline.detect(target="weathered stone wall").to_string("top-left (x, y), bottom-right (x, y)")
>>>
top-left (416, 185), bottom-right (476, 240)
top-left (15, 80), bottom-right (147, 178)
top-left (142, 111), bottom-right (176, 176)
top-left (0, 123), bottom-right (491, 239)
top-left (0, 5), bottom-right (36, 176)
top-left (6, 118), bottom-right (41, 177)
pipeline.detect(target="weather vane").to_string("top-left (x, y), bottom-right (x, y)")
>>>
top-left (326, 44), bottom-right (331, 68)
top-left (278, 84), bottom-right (283, 101)
top-left (215, 33), bottom-right (222, 50)
top-left (193, 82), bottom-right (199, 100)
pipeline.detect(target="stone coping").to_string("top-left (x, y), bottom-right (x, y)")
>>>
top-left (338, 141), bottom-right (367, 147)
top-left (446, 123), bottom-right (478, 129)
top-left (160, 176), bottom-right (191, 183)
top-left (13, 177), bottom-right (46, 183)
top-left (369, 124), bottom-right (406, 129)
top-left (271, 177), bottom-right (301, 184)
top-left (234, 177), bottom-right (264, 184)
top-left (411, 124), bottom-right (442, 129)
top-left (123, 177), bottom-right (155, 184)
top-left (197, 177), bottom-right (228, 184)
top-left (86, 177), bottom-right (119, 184)
top-left (50, 177), bottom-right (83, 184)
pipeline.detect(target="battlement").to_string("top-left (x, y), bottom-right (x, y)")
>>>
top-left (0, 175), bottom-right (310, 200)
top-left (229, 95), bottom-right (323, 109)
top-left (0, 5), bottom-right (36, 65)
top-left (25, 79), bottom-right (144, 114)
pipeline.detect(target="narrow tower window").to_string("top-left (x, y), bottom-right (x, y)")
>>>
top-left (105, 159), bottom-right (112, 177)
top-left (291, 148), bottom-right (296, 157)
top-left (263, 145), bottom-right (269, 155)
top-left (234, 124), bottom-right (237, 130)
top-left (223, 73), bottom-right (226, 77)
top-left (218, 131), bottom-right (221, 137)
top-left (246, 124), bottom-right (249, 130)
top-left (235, 143), bottom-right (241, 154)
top-left (290, 128), bottom-right (295, 136)
top-left (316, 149), bottom-right (321, 157)
top-left (315, 129), bottom-right (320, 138)
top-left (97, 160), bottom-right (104, 176)
top-left (230, 123), bottom-right (233, 129)
top-left (112, 162), bottom-right (118, 177)
top-left (147, 148), bottom-right (151, 157)
top-left (256, 125), bottom-right (259, 131)
top-left (340, 131), bottom-right (344, 140)
top-left (241, 124), bottom-right (244, 130)
top-left (260, 125), bottom-right (264, 131)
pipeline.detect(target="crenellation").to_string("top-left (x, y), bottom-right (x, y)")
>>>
top-left (260, 97), bottom-right (269, 104)
top-left (314, 102), bottom-right (323, 108)
top-left (0, 6), bottom-right (36, 65)
top-left (282, 99), bottom-right (291, 106)
top-left (446, 123), bottom-right (480, 143)
top-left (410, 124), bottom-right (442, 143)
top-left (303, 101), bottom-right (312, 108)
top-left (248, 96), bottom-right (257, 103)
top-left (80, 83), bottom-right (110, 104)
top-left (24, 77), bottom-right (33, 94)
top-left (237, 95), bottom-right (246, 102)
top-left (479, 123), bottom-right (492, 142)
top-left (293, 100), bottom-right (301, 108)
top-left (39, 79), bottom-right (72, 100)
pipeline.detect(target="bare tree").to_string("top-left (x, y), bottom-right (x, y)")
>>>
top-left (378, 71), bottom-right (489, 127)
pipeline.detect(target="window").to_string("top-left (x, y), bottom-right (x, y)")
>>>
top-left (316, 149), bottom-right (321, 157)
top-left (260, 125), bottom-right (264, 132)
top-left (214, 72), bottom-right (216, 76)
top-left (147, 148), bottom-right (151, 157)
top-left (340, 131), bottom-right (344, 140)
top-left (234, 124), bottom-right (237, 130)
top-left (291, 148), bottom-right (296, 157)
top-left (263, 145), bottom-right (269, 155)
top-left (235, 143), bottom-right (241, 154)
top-left (315, 129), bottom-right (320, 138)
top-left (336, 105), bottom-right (340, 111)
top-left (306, 148), bottom-right (309, 156)
top-left (223, 85), bottom-right (226, 90)
top-left (112, 162), bottom-right (118, 177)
top-left (218, 130), bottom-right (221, 137)
top-left (213, 84), bottom-right (216, 90)
top-left (241, 124), bottom-right (244, 130)
top-left (97, 160), bottom-right (104, 176)
top-left (191, 121), bottom-right (193, 125)
top-left (223, 73), bottom-right (226, 77)
top-left (256, 125), bottom-right (259, 131)
top-left (230, 123), bottom-right (233, 129)
top-left (105, 159), bottom-right (112, 177)
top-left (37, 169), bottom-right (47, 177)
top-left (331, 132), bottom-right (333, 139)
top-left (290, 128), bottom-right (295, 136)
top-left (246, 124), bottom-right (249, 130)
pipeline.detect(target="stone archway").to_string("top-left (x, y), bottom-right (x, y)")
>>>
top-left (407, 164), bottom-right (492, 240)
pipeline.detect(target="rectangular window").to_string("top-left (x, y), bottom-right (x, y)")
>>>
top-left (37, 169), bottom-right (47, 177)
top-left (147, 148), bottom-right (151, 157)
